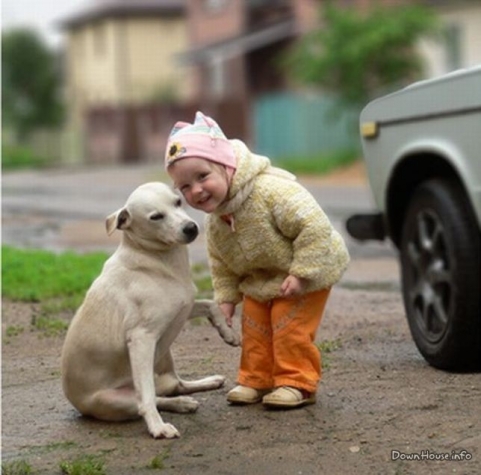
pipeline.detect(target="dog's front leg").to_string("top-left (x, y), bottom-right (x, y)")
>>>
top-left (127, 329), bottom-right (180, 439)
top-left (191, 299), bottom-right (241, 346)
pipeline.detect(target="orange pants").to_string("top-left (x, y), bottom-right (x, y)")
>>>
top-left (238, 288), bottom-right (331, 394)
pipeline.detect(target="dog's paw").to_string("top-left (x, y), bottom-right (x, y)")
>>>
top-left (175, 396), bottom-right (200, 413)
top-left (210, 374), bottom-right (226, 388)
top-left (151, 422), bottom-right (180, 439)
top-left (206, 302), bottom-right (241, 346)
top-left (221, 327), bottom-right (241, 347)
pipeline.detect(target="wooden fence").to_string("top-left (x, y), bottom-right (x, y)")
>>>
top-left (85, 100), bottom-right (249, 165)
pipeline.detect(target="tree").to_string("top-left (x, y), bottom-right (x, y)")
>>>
top-left (2, 28), bottom-right (64, 140)
top-left (284, 1), bottom-right (440, 109)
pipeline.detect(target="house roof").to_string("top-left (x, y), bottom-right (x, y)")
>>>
top-left (178, 19), bottom-right (296, 65)
top-left (59, 0), bottom-right (185, 30)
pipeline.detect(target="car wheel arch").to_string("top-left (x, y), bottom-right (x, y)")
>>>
top-left (385, 153), bottom-right (469, 247)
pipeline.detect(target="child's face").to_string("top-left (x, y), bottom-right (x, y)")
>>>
top-left (168, 158), bottom-right (230, 213)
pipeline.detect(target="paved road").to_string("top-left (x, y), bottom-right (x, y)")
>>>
top-left (2, 163), bottom-right (395, 263)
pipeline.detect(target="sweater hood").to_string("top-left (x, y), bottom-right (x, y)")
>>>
top-left (229, 140), bottom-right (270, 196)
top-left (215, 140), bottom-right (294, 217)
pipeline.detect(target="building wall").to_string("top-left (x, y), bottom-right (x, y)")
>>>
top-left (64, 15), bottom-right (191, 163)
top-left (418, 3), bottom-right (481, 78)
top-left (125, 18), bottom-right (194, 103)
top-left (186, 0), bottom-right (245, 45)
top-left (291, 0), bottom-right (319, 33)
top-left (185, 0), bottom-right (248, 100)
top-left (68, 21), bottom-right (119, 104)
top-left (67, 16), bottom-right (191, 105)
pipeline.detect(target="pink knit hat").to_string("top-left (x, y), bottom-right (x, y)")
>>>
top-left (165, 111), bottom-right (237, 172)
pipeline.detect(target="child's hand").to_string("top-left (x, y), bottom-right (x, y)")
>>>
top-left (281, 275), bottom-right (307, 297)
top-left (220, 302), bottom-right (236, 327)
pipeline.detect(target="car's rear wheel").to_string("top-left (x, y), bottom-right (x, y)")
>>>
top-left (400, 178), bottom-right (481, 371)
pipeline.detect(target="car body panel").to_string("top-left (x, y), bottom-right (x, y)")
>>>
top-left (359, 65), bottom-right (481, 229)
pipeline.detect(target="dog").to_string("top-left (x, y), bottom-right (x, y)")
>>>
top-left (61, 182), bottom-right (240, 439)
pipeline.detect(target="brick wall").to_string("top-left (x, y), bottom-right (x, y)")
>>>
top-left (186, 0), bottom-right (245, 45)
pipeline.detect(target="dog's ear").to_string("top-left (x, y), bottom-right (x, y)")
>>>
top-left (105, 208), bottom-right (132, 236)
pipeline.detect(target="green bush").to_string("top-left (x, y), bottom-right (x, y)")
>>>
top-left (2, 144), bottom-right (52, 170)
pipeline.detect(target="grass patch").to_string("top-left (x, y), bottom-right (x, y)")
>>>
top-left (274, 149), bottom-right (359, 175)
top-left (194, 275), bottom-right (214, 297)
top-left (40, 441), bottom-right (78, 452)
top-left (189, 317), bottom-right (210, 326)
top-left (2, 459), bottom-right (34, 475)
top-left (31, 315), bottom-right (69, 336)
top-left (192, 262), bottom-right (213, 299)
top-left (2, 246), bottom-right (108, 333)
top-left (2, 246), bottom-right (216, 334)
top-left (317, 338), bottom-right (342, 353)
top-left (19, 440), bottom-right (78, 457)
top-left (317, 338), bottom-right (342, 369)
top-left (2, 144), bottom-right (53, 170)
top-left (40, 294), bottom-right (86, 315)
top-left (147, 450), bottom-right (170, 470)
top-left (98, 429), bottom-right (123, 439)
top-left (5, 325), bottom-right (25, 338)
top-left (2, 246), bottom-right (108, 302)
top-left (59, 455), bottom-right (106, 475)
top-left (2, 246), bottom-right (215, 305)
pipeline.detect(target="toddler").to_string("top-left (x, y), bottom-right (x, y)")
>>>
top-left (165, 111), bottom-right (349, 408)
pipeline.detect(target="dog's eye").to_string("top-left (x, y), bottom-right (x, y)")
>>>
top-left (150, 213), bottom-right (165, 221)
top-left (175, 199), bottom-right (182, 208)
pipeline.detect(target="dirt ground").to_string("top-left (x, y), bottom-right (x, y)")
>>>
top-left (2, 163), bottom-right (480, 474)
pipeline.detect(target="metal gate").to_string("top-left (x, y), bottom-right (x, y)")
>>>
top-left (254, 92), bottom-right (359, 159)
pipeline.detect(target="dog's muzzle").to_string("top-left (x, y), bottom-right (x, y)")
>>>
top-left (182, 221), bottom-right (199, 243)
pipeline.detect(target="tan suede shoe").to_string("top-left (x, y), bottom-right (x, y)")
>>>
top-left (227, 385), bottom-right (271, 404)
top-left (262, 386), bottom-right (316, 408)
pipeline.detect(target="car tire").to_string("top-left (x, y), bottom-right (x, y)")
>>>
top-left (400, 178), bottom-right (481, 371)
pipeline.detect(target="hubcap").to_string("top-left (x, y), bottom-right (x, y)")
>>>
top-left (406, 210), bottom-right (453, 343)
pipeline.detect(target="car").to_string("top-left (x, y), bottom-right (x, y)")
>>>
top-left (347, 66), bottom-right (481, 371)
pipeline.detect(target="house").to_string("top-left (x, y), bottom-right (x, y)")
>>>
top-left (59, 0), bottom-right (191, 164)
top-left (181, 0), bottom-right (317, 103)
top-left (182, 0), bottom-right (481, 101)
top-left (58, 0), bottom-right (317, 164)
top-left (180, 0), bottom-right (481, 158)
top-left (59, 0), bottom-right (481, 164)
top-left (170, 0), bottom-right (320, 154)
top-left (419, 0), bottom-right (481, 77)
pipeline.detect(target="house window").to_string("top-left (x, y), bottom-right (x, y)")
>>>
top-left (204, 0), bottom-right (229, 13)
top-left (444, 23), bottom-right (462, 71)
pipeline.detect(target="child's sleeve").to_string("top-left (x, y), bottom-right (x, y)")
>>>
top-left (271, 182), bottom-right (350, 288)
top-left (207, 239), bottom-right (243, 305)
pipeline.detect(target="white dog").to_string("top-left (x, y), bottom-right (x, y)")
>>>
top-left (61, 182), bottom-right (239, 439)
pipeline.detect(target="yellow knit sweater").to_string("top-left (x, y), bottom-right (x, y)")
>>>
top-left (206, 140), bottom-right (350, 304)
